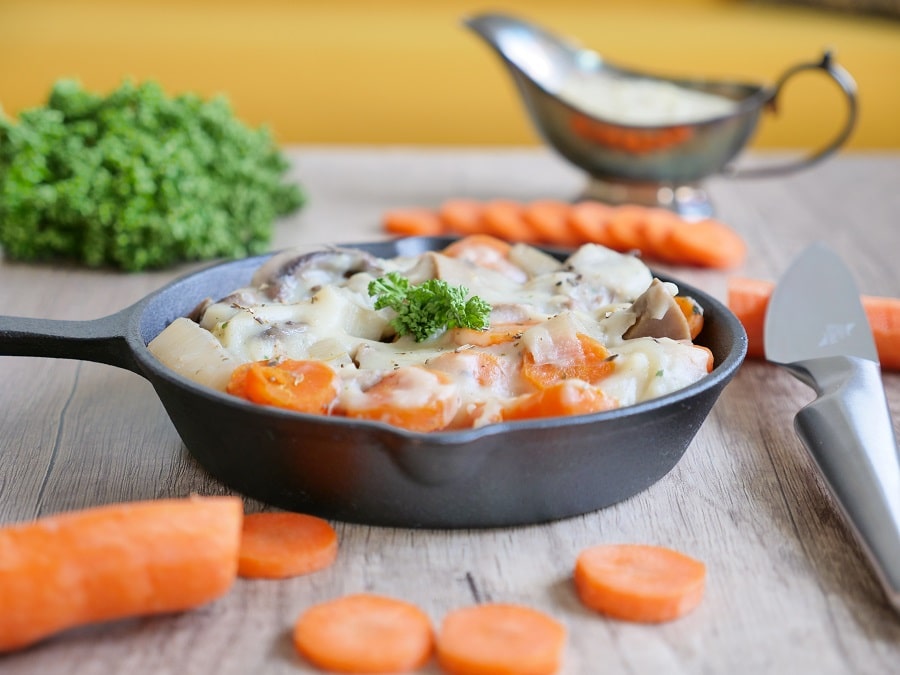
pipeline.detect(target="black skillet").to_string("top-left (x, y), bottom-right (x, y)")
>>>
top-left (0, 237), bottom-right (747, 528)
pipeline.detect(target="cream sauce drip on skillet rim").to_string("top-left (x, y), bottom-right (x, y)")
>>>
top-left (148, 236), bottom-right (712, 431)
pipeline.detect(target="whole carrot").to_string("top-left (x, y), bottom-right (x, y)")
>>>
top-left (0, 496), bottom-right (243, 652)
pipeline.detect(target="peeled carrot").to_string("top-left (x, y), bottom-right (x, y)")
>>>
top-left (436, 603), bottom-right (566, 675)
top-left (665, 218), bottom-right (747, 269)
top-left (524, 199), bottom-right (581, 247)
top-left (574, 543), bottom-right (706, 623)
top-left (727, 276), bottom-right (900, 370)
top-left (237, 512), bottom-right (338, 580)
top-left (227, 359), bottom-right (338, 414)
top-left (439, 199), bottom-right (486, 236)
top-left (293, 593), bottom-right (434, 673)
top-left (0, 496), bottom-right (243, 653)
top-left (384, 208), bottom-right (446, 237)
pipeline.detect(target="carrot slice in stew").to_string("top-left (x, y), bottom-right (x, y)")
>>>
top-left (228, 359), bottom-right (338, 414)
top-left (675, 295), bottom-right (704, 340)
top-left (503, 380), bottom-right (617, 421)
top-left (342, 367), bottom-right (460, 432)
top-left (436, 603), bottom-right (566, 675)
top-left (522, 333), bottom-right (616, 390)
top-left (293, 594), bottom-right (434, 673)
top-left (574, 543), bottom-right (707, 623)
top-left (238, 512), bottom-right (338, 580)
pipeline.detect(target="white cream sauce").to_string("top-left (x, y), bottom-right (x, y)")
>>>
top-left (558, 72), bottom-right (739, 126)
top-left (148, 240), bottom-right (711, 428)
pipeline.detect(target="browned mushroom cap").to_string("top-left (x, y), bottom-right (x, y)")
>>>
top-left (623, 278), bottom-right (692, 341)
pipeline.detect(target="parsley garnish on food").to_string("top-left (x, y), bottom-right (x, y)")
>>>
top-left (368, 272), bottom-right (491, 342)
top-left (0, 79), bottom-right (304, 271)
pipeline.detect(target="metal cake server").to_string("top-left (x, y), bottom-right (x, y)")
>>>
top-left (765, 242), bottom-right (900, 612)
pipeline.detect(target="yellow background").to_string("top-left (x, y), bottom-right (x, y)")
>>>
top-left (1, 0), bottom-right (898, 149)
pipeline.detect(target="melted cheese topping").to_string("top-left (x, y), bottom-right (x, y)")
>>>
top-left (149, 240), bottom-right (711, 429)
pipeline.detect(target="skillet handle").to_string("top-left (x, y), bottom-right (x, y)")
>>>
top-left (727, 51), bottom-right (858, 179)
top-left (0, 308), bottom-right (140, 374)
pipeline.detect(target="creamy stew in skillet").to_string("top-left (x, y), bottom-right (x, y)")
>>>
top-left (148, 235), bottom-right (712, 431)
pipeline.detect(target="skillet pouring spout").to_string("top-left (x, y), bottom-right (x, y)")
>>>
top-left (0, 238), bottom-right (747, 528)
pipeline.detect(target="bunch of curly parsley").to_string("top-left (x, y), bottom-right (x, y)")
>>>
top-left (0, 79), bottom-right (304, 271)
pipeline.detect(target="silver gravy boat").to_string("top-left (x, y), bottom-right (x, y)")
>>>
top-left (465, 12), bottom-right (858, 218)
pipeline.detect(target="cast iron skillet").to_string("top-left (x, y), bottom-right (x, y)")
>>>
top-left (0, 237), bottom-right (747, 528)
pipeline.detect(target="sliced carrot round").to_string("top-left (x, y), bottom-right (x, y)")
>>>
top-left (481, 200), bottom-right (539, 244)
top-left (229, 359), bottom-right (338, 414)
top-left (238, 512), bottom-right (338, 580)
top-left (635, 208), bottom-right (680, 262)
top-left (523, 199), bottom-right (580, 247)
top-left (665, 218), bottom-right (747, 269)
top-left (503, 380), bottom-right (617, 421)
top-left (439, 199), bottom-right (486, 236)
top-left (383, 208), bottom-right (446, 237)
top-left (675, 295), bottom-right (704, 340)
top-left (574, 543), bottom-right (706, 623)
top-left (436, 603), bottom-right (566, 675)
top-left (568, 200), bottom-right (615, 246)
top-left (293, 593), bottom-right (434, 673)
top-left (603, 205), bottom-right (648, 252)
top-left (522, 333), bottom-right (615, 390)
top-left (342, 367), bottom-right (460, 432)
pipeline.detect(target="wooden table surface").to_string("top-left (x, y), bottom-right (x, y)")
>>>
top-left (2, 147), bottom-right (900, 674)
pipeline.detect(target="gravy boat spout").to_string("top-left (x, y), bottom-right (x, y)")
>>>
top-left (464, 12), bottom-right (857, 218)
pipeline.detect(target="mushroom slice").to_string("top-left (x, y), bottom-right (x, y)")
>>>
top-left (622, 279), bottom-right (692, 341)
top-left (251, 248), bottom-right (382, 303)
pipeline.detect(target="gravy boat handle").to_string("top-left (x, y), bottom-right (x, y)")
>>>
top-left (727, 51), bottom-right (857, 179)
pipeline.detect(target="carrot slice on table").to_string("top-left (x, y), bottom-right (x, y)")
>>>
top-left (522, 333), bottom-right (616, 389)
top-left (383, 208), bottom-right (446, 237)
top-left (727, 276), bottom-right (900, 370)
top-left (574, 543), bottom-right (706, 623)
top-left (0, 496), bottom-right (243, 653)
top-left (603, 205), bottom-right (648, 253)
top-left (665, 218), bottom-right (747, 269)
top-left (503, 380), bottom-right (617, 421)
top-left (238, 512), bottom-right (338, 580)
top-left (227, 359), bottom-right (338, 414)
top-left (635, 208), bottom-right (680, 262)
top-left (342, 366), bottom-right (460, 432)
top-left (481, 200), bottom-right (539, 244)
top-left (436, 603), bottom-right (566, 675)
top-left (293, 593), bottom-right (434, 673)
top-left (439, 199), bottom-right (486, 236)
top-left (568, 200), bottom-right (615, 247)
top-left (524, 199), bottom-right (580, 247)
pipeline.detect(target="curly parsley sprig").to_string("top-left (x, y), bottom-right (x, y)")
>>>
top-left (368, 272), bottom-right (491, 342)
